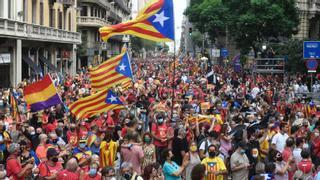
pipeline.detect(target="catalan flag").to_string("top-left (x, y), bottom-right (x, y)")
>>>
top-left (24, 75), bottom-right (62, 112)
top-left (69, 89), bottom-right (124, 119)
top-left (99, 0), bottom-right (174, 42)
top-left (90, 51), bottom-right (133, 91)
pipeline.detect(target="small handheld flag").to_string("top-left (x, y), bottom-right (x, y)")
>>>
top-left (99, 0), bottom-right (175, 42)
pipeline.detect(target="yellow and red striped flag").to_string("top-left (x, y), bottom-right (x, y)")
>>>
top-left (99, 0), bottom-right (174, 42)
top-left (89, 50), bottom-right (133, 91)
top-left (69, 89), bottom-right (125, 119)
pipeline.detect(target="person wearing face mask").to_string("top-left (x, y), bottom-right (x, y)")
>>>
top-left (151, 114), bottom-right (169, 164)
top-left (201, 144), bottom-right (227, 180)
top-left (82, 162), bottom-right (101, 180)
top-left (101, 166), bottom-right (116, 180)
top-left (38, 148), bottom-right (63, 179)
top-left (121, 162), bottom-right (143, 180)
top-left (230, 141), bottom-right (250, 180)
top-left (311, 130), bottom-right (320, 165)
top-left (142, 133), bottom-right (156, 169)
top-left (67, 124), bottom-right (78, 147)
top-left (73, 138), bottom-right (93, 171)
top-left (162, 149), bottom-right (189, 180)
top-left (172, 128), bottom-right (189, 166)
top-left (269, 150), bottom-right (292, 180)
top-left (6, 143), bottom-right (33, 180)
top-left (19, 140), bottom-right (39, 167)
top-left (184, 141), bottom-right (201, 180)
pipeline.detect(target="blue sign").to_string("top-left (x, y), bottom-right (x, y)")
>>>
top-left (221, 48), bottom-right (229, 58)
top-left (306, 59), bottom-right (318, 70)
top-left (303, 41), bottom-right (320, 59)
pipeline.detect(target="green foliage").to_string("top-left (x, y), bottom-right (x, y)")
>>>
top-left (185, 0), bottom-right (300, 56)
top-left (190, 30), bottom-right (203, 48)
top-left (271, 39), bottom-right (305, 73)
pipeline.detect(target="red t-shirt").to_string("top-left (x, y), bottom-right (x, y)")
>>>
top-left (83, 173), bottom-right (102, 180)
top-left (151, 123), bottom-right (168, 147)
top-left (298, 159), bottom-right (313, 173)
top-left (282, 147), bottom-right (292, 162)
top-left (6, 155), bottom-right (24, 180)
top-left (58, 170), bottom-right (80, 180)
top-left (67, 131), bottom-right (78, 146)
top-left (39, 162), bottom-right (63, 178)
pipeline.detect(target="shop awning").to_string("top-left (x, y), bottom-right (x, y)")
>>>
top-left (39, 55), bottom-right (59, 72)
top-left (22, 56), bottom-right (42, 75)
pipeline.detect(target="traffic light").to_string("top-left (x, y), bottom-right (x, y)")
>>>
top-left (189, 27), bottom-right (192, 36)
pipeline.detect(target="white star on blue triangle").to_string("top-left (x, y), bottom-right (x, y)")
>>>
top-left (115, 52), bottom-right (133, 79)
top-left (147, 0), bottom-right (175, 40)
top-left (105, 90), bottom-right (123, 105)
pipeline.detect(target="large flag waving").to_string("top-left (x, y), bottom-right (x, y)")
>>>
top-left (89, 50), bottom-right (133, 91)
top-left (69, 89), bottom-right (124, 119)
top-left (24, 75), bottom-right (62, 112)
top-left (99, 0), bottom-right (174, 42)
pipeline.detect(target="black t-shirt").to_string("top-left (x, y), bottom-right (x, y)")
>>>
top-left (172, 137), bottom-right (188, 166)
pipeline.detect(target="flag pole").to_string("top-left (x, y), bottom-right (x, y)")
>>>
top-left (171, 41), bottom-right (176, 121)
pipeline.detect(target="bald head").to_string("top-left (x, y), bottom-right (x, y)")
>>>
top-left (66, 158), bottom-right (78, 172)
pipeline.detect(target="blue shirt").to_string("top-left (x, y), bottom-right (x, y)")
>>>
top-left (163, 161), bottom-right (181, 180)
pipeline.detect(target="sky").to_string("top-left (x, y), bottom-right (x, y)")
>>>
top-left (132, 0), bottom-right (188, 53)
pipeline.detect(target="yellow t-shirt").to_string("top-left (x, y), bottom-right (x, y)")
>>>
top-left (201, 156), bottom-right (226, 180)
top-left (259, 137), bottom-right (269, 159)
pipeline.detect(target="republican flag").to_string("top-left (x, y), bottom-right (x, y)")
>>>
top-left (23, 75), bottom-right (62, 112)
top-left (69, 89), bottom-right (124, 119)
top-left (99, 0), bottom-right (174, 42)
top-left (89, 50), bottom-right (133, 91)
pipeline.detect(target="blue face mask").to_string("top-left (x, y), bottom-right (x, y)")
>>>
top-left (240, 149), bottom-right (246, 154)
top-left (157, 118), bottom-right (164, 124)
top-left (89, 168), bottom-right (97, 176)
top-left (79, 143), bottom-right (86, 149)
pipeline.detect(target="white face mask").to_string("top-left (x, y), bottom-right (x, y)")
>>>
top-left (303, 143), bottom-right (309, 149)
top-left (315, 132), bottom-right (320, 137)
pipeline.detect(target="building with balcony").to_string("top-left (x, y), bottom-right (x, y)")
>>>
top-left (296, 0), bottom-right (320, 40)
top-left (77, 0), bottom-right (131, 67)
top-left (0, 0), bottom-right (81, 88)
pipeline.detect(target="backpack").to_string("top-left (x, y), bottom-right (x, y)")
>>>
top-left (197, 137), bottom-right (209, 155)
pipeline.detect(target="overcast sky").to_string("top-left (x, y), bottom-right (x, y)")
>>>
top-left (132, 0), bottom-right (188, 52)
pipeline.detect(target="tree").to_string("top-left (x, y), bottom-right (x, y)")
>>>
top-left (190, 30), bottom-right (202, 53)
top-left (271, 39), bottom-right (305, 73)
top-left (185, 0), bottom-right (299, 57)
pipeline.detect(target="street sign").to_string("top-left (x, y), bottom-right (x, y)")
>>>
top-left (303, 41), bottom-right (320, 59)
top-left (221, 48), bottom-right (228, 58)
top-left (308, 70), bottom-right (316, 73)
top-left (211, 49), bottom-right (220, 58)
top-left (306, 59), bottom-right (318, 70)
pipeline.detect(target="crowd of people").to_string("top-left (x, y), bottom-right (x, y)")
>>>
top-left (0, 55), bottom-right (320, 180)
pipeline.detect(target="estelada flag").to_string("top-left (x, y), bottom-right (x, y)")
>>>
top-left (89, 50), bottom-right (133, 91)
top-left (99, 0), bottom-right (174, 42)
top-left (24, 75), bottom-right (62, 112)
top-left (68, 89), bottom-right (125, 119)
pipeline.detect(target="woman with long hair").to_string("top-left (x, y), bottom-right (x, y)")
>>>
top-left (142, 132), bottom-right (156, 169)
top-left (184, 141), bottom-right (201, 180)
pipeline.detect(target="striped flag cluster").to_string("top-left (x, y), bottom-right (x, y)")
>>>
top-left (68, 49), bottom-right (134, 119)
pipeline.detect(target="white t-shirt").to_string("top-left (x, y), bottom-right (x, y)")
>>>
top-left (271, 132), bottom-right (289, 152)
top-left (292, 148), bottom-right (302, 163)
top-left (251, 87), bottom-right (260, 99)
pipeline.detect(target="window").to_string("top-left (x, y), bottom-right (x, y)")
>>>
top-left (40, 2), bottom-right (44, 25)
top-left (81, 6), bottom-right (87, 16)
